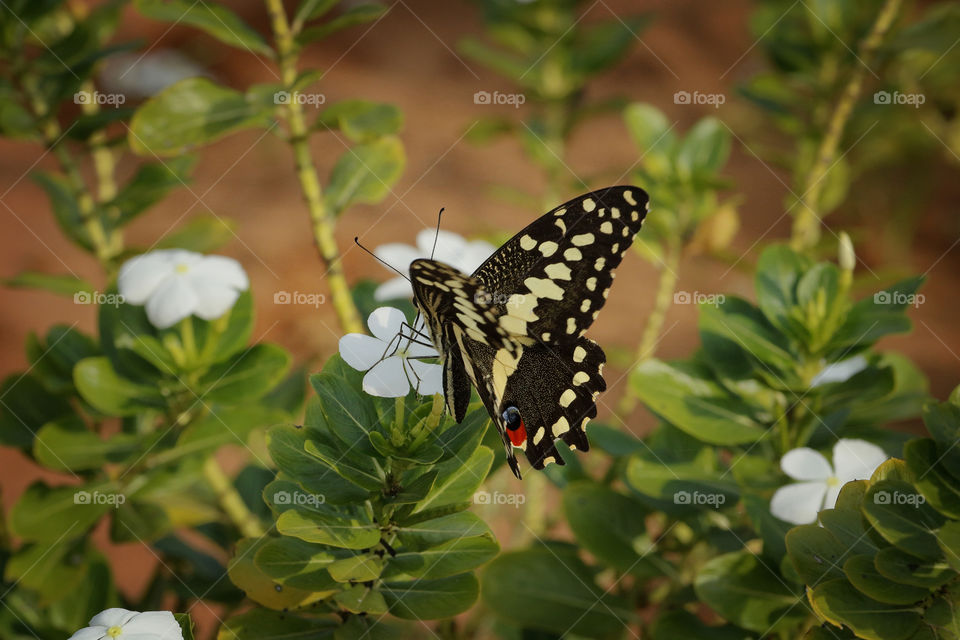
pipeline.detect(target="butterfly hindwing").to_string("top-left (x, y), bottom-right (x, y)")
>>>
top-left (472, 186), bottom-right (648, 342)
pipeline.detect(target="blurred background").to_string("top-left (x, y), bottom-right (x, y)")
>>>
top-left (1, 0), bottom-right (959, 624)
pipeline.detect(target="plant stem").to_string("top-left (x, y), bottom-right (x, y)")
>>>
top-left (618, 234), bottom-right (681, 415)
top-left (790, 0), bottom-right (902, 251)
top-left (202, 456), bottom-right (265, 538)
top-left (264, 0), bottom-right (363, 334)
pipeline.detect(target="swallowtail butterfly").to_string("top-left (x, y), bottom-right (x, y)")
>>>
top-left (410, 186), bottom-right (649, 479)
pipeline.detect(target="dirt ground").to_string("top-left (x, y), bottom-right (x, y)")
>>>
top-left (1, 0), bottom-right (958, 628)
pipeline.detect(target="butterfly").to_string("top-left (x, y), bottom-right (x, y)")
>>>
top-left (409, 186), bottom-right (649, 479)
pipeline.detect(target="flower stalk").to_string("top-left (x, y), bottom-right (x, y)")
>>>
top-left (264, 0), bottom-right (363, 334)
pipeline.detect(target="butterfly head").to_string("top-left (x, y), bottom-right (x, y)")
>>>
top-left (501, 405), bottom-right (526, 447)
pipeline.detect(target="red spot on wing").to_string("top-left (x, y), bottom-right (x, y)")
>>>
top-left (507, 419), bottom-right (527, 447)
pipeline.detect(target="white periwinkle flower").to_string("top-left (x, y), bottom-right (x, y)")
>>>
top-left (809, 355), bottom-right (868, 387)
top-left (339, 307), bottom-right (443, 397)
top-left (770, 438), bottom-right (889, 525)
top-left (68, 608), bottom-right (183, 640)
top-left (373, 229), bottom-right (495, 301)
top-left (118, 249), bottom-right (249, 329)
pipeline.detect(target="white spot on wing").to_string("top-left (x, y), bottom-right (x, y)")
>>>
top-left (564, 247), bottom-right (582, 261)
top-left (533, 426), bottom-right (545, 445)
top-left (539, 241), bottom-right (558, 257)
top-left (573, 371), bottom-right (590, 385)
top-left (520, 235), bottom-right (537, 251)
top-left (580, 299), bottom-right (591, 312)
top-left (566, 317), bottom-right (577, 334)
top-left (624, 190), bottom-right (637, 205)
top-left (573, 346), bottom-right (587, 362)
top-left (553, 416), bottom-right (570, 434)
top-left (524, 277), bottom-right (564, 300)
top-left (559, 390), bottom-right (576, 408)
top-left (582, 198), bottom-right (596, 212)
top-left (544, 262), bottom-right (572, 281)
top-left (595, 257), bottom-right (606, 271)
top-left (572, 233), bottom-right (594, 246)
top-left (600, 221), bottom-right (613, 234)
top-left (586, 277), bottom-right (597, 291)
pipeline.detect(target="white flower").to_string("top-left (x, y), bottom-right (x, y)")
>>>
top-left (118, 249), bottom-right (249, 329)
top-left (770, 438), bottom-right (889, 525)
top-left (810, 355), bottom-right (868, 387)
top-left (373, 229), bottom-right (495, 300)
top-left (68, 608), bottom-right (183, 640)
top-left (339, 307), bottom-right (443, 397)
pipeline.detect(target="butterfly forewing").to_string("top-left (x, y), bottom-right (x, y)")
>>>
top-left (409, 186), bottom-right (648, 479)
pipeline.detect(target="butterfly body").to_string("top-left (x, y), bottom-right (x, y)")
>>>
top-left (410, 186), bottom-right (649, 478)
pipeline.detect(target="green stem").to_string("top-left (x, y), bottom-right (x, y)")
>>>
top-left (619, 234), bottom-right (681, 415)
top-left (264, 0), bottom-right (363, 334)
top-left (180, 317), bottom-right (198, 363)
top-left (790, 0), bottom-right (902, 251)
top-left (202, 456), bottom-right (265, 538)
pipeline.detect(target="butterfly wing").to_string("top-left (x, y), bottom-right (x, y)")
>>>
top-left (473, 185), bottom-right (649, 342)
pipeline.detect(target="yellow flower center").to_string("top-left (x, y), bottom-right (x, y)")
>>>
top-left (826, 475), bottom-right (840, 487)
top-left (107, 626), bottom-right (123, 638)
top-left (175, 263), bottom-right (190, 274)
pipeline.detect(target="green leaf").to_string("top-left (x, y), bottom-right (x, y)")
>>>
top-left (109, 156), bottom-right (196, 225)
top-left (572, 15), bottom-right (649, 76)
top-left (134, 0), bottom-right (272, 56)
top-left (623, 103), bottom-right (676, 170)
top-left (3, 271), bottom-right (94, 298)
top-left (34, 418), bottom-right (139, 471)
top-left (395, 511), bottom-right (492, 548)
top-left (31, 171), bottom-right (91, 250)
top-left (176, 405), bottom-right (288, 458)
top-left (676, 117), bottom-right (730, 177)
top-left (155, 214), bottom-right (237, 253)
top-left (650, 610), bottom-right (752, 640)
top-left (699, 295), bottom-right (797, 377)
top-left (129, 78), bottom-right (272, 157)
top-left (412, 446), bottom-right (493, 514)
top-left (754, 244), bottom-right (810, 341)
top-left (786, 524), bottom-right (853, 586)
top-left (828, 277), bottom-right (925, 351)
top-left (386, 534), bottom-right (498, 580)
top-left (294, 0), bottom-right (338, 24)
top-left (843, 555), bottom-right (929, 605)
top-left (874, 546), bottom-right (955, 588)
top-left (297, 4), bottom-right (388, 45)
top-left (625, 451), bottom-right (738, 507)
top-left (4, 538), bottom-right (90, 604)
top-left (631, 359), bottom-right (768, 444)
top-left (10, 481), bottom-right (119, 542)
top-left (939, 521), bottom-right (960, 572)
top-left (809, 578), bottom-right (922, 640)
top-left (482, 548), bottom-right (632, 635)
top-left (328, 553), bottom-right (382, 582)
top-left (315, 99), bottom-right (402, 142)
top-left (198, 344), bottom-right (291, 403)
top-left (74, 356), bottom-right (165, 415)
top-left (276, 508), bottom-right (380, 549)
top-left (324, 136), bottom-right (405, 216)
top-left (382, 572), bottom-right (479, 620)
top-left (227, 538), bottom-right (326, 610)
top-left (904, 438), bottom-right (960, 518)
top-left (254, 536), bottom-right (338, 593)
top-left (564, 482), bottom-right (660, 577)
top-left (266, 426), bottom-right (372, 505)
top-left (310, 368), bottom-right (378, 456)
top-left (0, 373), bottom-right (73, 449)
top-left (217, 609), bottom-right (336, 640)
top-left (863, 480), bottom-right (946, 559)
top-left (694, 550), bottom-right (807, 633)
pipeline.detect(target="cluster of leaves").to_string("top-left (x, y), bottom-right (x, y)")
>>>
top-left (223, 355), bottom-right (499, 638)
top-left (460, 0), bottom-right (648, 207)
top-left (741, 1), bottom-right (960, 238)
top-left (788, 391), bottom-right (960, 640)
top-left (480, 245), bottom-right (929, 638)
top-left (0, 292), bottom-right (297, 639)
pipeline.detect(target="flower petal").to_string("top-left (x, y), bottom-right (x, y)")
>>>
top-left (121, 611), bottom-right (183, 639)
top-left (374, 243), bottom-right (421, 271)
top-left (832, 438), bottom-right (888, 484)
top-left (780, 447), bottom-right (832, 481)
top-left (459, 240), bottom-right (495, 271)
top-left (118, 252), bottom-right (178, 304)
top-left (89, 608), bottom-right (138, 628)
top-left (190, 255), bottom-right (249, 291)
top-left (68, 627), bottom-right (108, 640)
top-left (374, 277), bottom-right (414, 301)
top-left (188, 274), bottom-right (242, 320)
top-left (403, 317), bottom-right (437, 358)
top-left (339, 333), bottom-right (387, 372)
top-left (367, 307), bottom-right (406, 342)
top-left (770, 481), bottom-right (828, 525)
top-left (407, 359), bottom-right (443, 395)
top-left (363, 357), bottom-right (410, 397)
top-left (144, 276), bottom-right (199, 329)
top-left (417, 229), bottom-right (466, 262)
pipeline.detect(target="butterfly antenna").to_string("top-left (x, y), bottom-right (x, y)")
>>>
top-left (354, 237), bottom-right (410, 282)
top-left (430, 207), bottom-right (444, 260)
